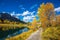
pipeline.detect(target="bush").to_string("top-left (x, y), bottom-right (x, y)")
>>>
top-left (42, 27), bottom-right (60, 40)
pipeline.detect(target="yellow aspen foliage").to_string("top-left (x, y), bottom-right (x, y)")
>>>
top-left (31, 17), bottom-right (37, 30)
top-left (56, 15), bottom-right (60, 25)
top-left (38, 3), bottom-right (56, 29)
top-left (0, 20), bottom-right (1, 23)
top-left (42, 27), bottom-right (60, 40)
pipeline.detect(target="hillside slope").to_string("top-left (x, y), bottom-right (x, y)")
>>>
top-left (0, 13), bottom-right (26, 24)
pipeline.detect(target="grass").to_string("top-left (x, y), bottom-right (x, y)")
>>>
top-left (42, 26), bottom-right (60, 40)
top-left (0, 24), bottom-right (27, 27)
top-left (5, 30), bottom-right (34, 40)
top-left (0, 24), bottom-right (28, 31)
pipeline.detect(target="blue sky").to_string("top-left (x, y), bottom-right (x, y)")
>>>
top-left (0, 0), bottom-right (60, 22)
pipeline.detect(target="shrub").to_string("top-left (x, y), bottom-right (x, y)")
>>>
top-left (42, 27), bottom-right (60, 40)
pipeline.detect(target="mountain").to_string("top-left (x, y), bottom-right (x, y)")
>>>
top-left (0, 13), bottom-right (26, 24)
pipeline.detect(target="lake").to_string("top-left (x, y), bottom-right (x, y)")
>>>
top-left (0, 27), bottom-right (29, 40)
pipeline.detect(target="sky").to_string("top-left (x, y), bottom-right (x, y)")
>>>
top-left (0, 0), bottom-right (60, 22)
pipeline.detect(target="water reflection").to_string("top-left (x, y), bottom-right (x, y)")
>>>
top-left (0, 27), bottom-right (29, 40)
top-left (7, 28), bottom-right (29, 38)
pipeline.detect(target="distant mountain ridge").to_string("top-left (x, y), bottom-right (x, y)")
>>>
top-left (0, 13), bottom-right (26, 24)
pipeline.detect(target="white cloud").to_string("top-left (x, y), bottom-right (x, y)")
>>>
top-left (19, 5), bottom-right (25, 10)
top-left (22, 11), bottom-right (30, 16)
top-left (2, 11), bottom-right (6, 13)
top-left (10, 11), bottom-right (35, 17)
top-left (10, 11), bottom-right (22, 19)
top-left (22, 11), bottom-right (35, 16)
top-left (23, 11), bottom-right (36, 22)
top-left (16, 13), bottom-right (22, 16)
top-left (31, 11), bottom-right (35, 15)
top-left (30, 4), bottom-right (37, 9)
top-left (2, 11), bottom-right (9, 13)
top-left (23, 15), bottom-right (35, 22)
top-left (10, 11), bottom-right (15, 16)
top-left (10, 11), bottom-right (36, 22)
top-left (10, 12), bottom-right (22, 16)
top-left (54, 7), bottom-right (60, 12)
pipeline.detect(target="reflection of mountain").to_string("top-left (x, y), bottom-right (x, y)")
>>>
top-left (0, 27), bottom-right (29, 40)
top-left (0, 13), bottom-right (26, 24)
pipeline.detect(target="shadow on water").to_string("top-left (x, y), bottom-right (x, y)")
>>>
top-left (0, 27), bottom-right (29, 40)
